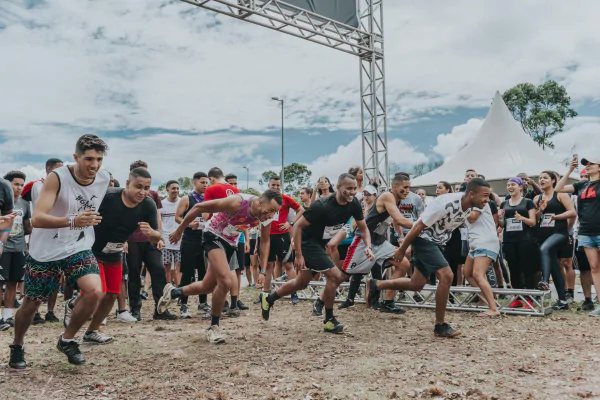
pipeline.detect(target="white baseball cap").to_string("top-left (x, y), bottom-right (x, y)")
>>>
top-left (363, 185), bottom-right (377, 195)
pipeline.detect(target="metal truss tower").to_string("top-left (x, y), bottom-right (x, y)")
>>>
top-left (180, 0), bottom-right (389, 186)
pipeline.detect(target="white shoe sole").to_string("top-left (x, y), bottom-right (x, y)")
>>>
top-left (157, 284), bottom-right (174, 314)
top-left (83, 338), bottom-right (114, 345)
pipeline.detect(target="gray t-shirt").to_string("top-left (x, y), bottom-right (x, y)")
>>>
top-left (5, 197), bottom-right (31, 252)
top-left (399, 191), bottom-right (425, 235)
top-left (0, 178), bottom-right (14, 213)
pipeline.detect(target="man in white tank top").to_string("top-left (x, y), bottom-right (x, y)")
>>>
top-left (9, 134), bottom-right (110, 370)
top-left (161, 180), bottom-right (182, 287)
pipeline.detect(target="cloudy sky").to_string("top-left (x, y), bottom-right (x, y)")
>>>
top-left (1, 0), bottom-right (599, 189)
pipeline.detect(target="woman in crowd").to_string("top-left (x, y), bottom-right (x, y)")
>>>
top-left (348, 166), bottom-right (365, 200)
top-left (311, 176), bottom-right (334, 202)
top-left (534, 171), bottom-right (576, 310)
top-left (438, 182), bottom-right (465, 288)
top-left (299, 187), bottom-right (312, 208)
top-left (416, 188), bottom-right (427, 209)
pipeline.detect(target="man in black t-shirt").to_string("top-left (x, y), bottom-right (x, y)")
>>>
top-left (259, 173), bottom-right (374, 334)
top-left (81, 168), bottom-right (164, 344)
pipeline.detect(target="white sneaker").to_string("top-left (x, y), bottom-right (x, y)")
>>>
top-left (206, 325), bottom-right (226, 344)
top-left (116, 310), bottom-right (138, 323)
top-left (83, 330), bottom-right (114, 345)
top-left (157, 283), bottom-right (175, 314)
top-left (180, 304), bottom-right (192, 319)
top-left (588, 306), bottom-right (600, 317)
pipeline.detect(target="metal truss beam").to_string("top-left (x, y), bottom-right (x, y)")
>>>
top-left (271, 281), bottom-right (554, 317)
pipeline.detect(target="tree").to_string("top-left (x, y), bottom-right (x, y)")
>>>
top-left (427, 160), bottom-right (443, 172)
top-left (241, 187), bottom-right (261, 196)
top-left (260, 163), bottom-right (312, 196)
top-left (502, 80), bottom-right (578, 149)
top-left (158, 176), bottom-right (194, 197)
top-left (412, 163), bottom-right (426, 178)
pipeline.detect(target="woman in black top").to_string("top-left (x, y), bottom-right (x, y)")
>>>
top-left (499, 177), bottom-right (538, 290)
top-left (533, 171), bottom-right (576, 310)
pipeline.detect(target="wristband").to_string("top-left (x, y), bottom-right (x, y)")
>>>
top-left (0, 229), bottom-right (10, 233)
top-left (0, 240), bottom-right (4, 247)
top-left (260, 270), bottom-right (266, 275)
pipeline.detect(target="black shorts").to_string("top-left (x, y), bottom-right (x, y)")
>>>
top-left (202, 231), bottom-right (236, 270)
top-left (0, 250), bottom-right (26, 282)
top-left (301, 240), bottom-right (335, 273)
top-left (575, 240), bottom-right (591, 271)
top-left (269, 233), bottom-right (294, 263)
top-left (558, 236), bottom-right (574, 259)
top-left (235, 242), bottom-right (245, 271)
top-left (339, 244), bottom-right (351, 261)
top-left (412, 237), bottom-right (449, 278)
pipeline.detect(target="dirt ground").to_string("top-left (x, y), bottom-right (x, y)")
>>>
top-left (1, 288), bottom-right (600, 400)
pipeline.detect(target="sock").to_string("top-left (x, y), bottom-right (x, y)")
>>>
top-left (585, 297), bottom-right (592, 303)
top-left (230, 296), bottom-right (238, 307)
top-left (60, 334), bottom-right (74, 343)
top-left (210, 315), bottom-right (220, 326)
top-left (325, 307), bottom-right (334, 320)
top-left (117, 309), bottom-right (127, 314)
top-left (4, 308), bottom-right (13, 319)
top-left (200, 294), bottom-right (207, 304)
top-left (171, 287), bottom-right (183, 299)
top-left (266, 292), bottom-right (280, 305)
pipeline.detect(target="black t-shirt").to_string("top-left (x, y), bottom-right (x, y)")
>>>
top-left (574, 180), bottom-right (600, 236)
top-left (93, 188), bottom-right (158, 261)
top-left (500, 198), bottom-right (535, 242)
top-left (302, 195), bottom-right (363, 244)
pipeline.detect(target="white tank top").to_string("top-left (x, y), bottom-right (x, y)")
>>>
top-left (161, 198), bottom-right (181, 250)
top-left (29, 166), bottom-right (110, 262)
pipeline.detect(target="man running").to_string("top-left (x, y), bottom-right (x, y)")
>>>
top-left (259, 173), bottom-right (373, 333)
top-left (175, 172), bottom-right (210, 318)
top-left (161, 180), bottom-right (182, 288)
top-left (9, 134), bottom-right (110, 369)
top-left (262, 175), bottom-right (304, 304)
top-left (0, 172), bottom-right (31, 331)
top-left (158, 189), bottom-right (282, 343)
top-left (368, 178), bottom-right (492, 338)
top-left (83, 168), bottom-right (163, 344)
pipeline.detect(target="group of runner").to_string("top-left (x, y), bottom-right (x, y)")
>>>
top-left (1, 133), bottom-right (599, 370)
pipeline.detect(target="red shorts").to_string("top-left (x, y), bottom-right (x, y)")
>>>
top-left (98, 259), bottom-right (123, 294)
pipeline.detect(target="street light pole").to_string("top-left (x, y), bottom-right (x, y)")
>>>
top-left (243, 166), bottom-right (249, 189)
top-left (271, 97), bottom-right (284, 191)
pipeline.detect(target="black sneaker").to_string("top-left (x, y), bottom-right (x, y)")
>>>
top-left (9, 344), bottom-right (26, 369)
top-left (379, 301), bottom-right (406, 314)
top-left (141, 291), bottom-right (149, 300)
top-left (32, 313), bottom-right (46, 325)
top-left (56, 336), bottom-right (85, 365)
top-left (131, 309), bottom-right (141, 321)
top-left (338, 299), bottom-right (355, 309)
top-left (323, 317), bottom-right (345, 334)
top-left (312, 299), bottom-right (324, 317)
top-left (434, 323), bottom-right (461, 338)
top-left (153, 310), bottom-right (177, 320)
top-left (222, 301), bottom-right (229, 315)
top-left (553, 300), bottom-right (569, 311)
top-left (581, 301), bottom-right (595, 311)
top-left (45, 311), bottom-right (60, 323)
top-left (0, 319), bottom-right (11, 332)
top-left (537, 281), bottom-right (549, 291)
top-left (237, 300), bottom-right (249, 311)
top-left (413, 293), bottom-right (425, 303)
top-left (367, 279), bottom-right (380, 309)
top-left (291, 293), bottom-right (300, 305)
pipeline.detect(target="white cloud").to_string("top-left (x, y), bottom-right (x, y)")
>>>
top-left (432, 118), bottom-right (484, 160)
top-left (552, 116), bottom-right (600, 166)
top-left (308, 135), bottom-right (428, 184)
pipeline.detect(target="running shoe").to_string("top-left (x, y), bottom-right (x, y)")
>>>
top-left (433, 323), bottom-right (461, 338)
top-left (156, 283), bottom-right (175, 314)
top-left (130, 309), bottom-right (141, 321)
top-left (565, 292), bottom-right (574, 304)
top-left (413, 293), bottom-right (425, 303)
top-left (56, 336), bottom-right (86, 365)
top-left (33, 312), bottom-right (46, 326)
top-left (291, 293), bottom-right (300, 305)
top-left (63, 298), bottom-right (74, 328)
top-left (83, 331), bottom-right (114, 345)
top-left (116, 310), bottom-right (138, 323)
top-left (338, 299), bottom-right (355, 309)
top-left (153, 310), bottom-right (177, 320)
top-left (206, 325), bottom-right (226, 344)
top-left (323, 317), bottom-right (345, 334)
top-left (588, 306), bottom-right (600, 317)
top-left (222, 301), bottom-right (230, 314)
top-left (581, 300), bottom-right (595, 312)
top-left (45, 311), bottom-right (59, 323)
top-left (180, 304), bottom-right (192, 319)
top-left (198, 302), bottom-right (211, 315)
top-left (312, 299), bottom-right (324, 317)
top-left (0, 318), bottom-right (11, 331)
top-left (259, 292), bottom-right (272, 321)
top-left (379, 301), bottom-right (406, 315)
top-left (225, 307), bottom-right (241, 318)
top-left (274, 273), bottom-right (288, 282)
top-left (537, 281), bottom-right (549, 291)
top-left (552, 301), bottom-right (569, 311)
top-left (237, 300), bottom-right (249, 310)
top-left (140, 290), bottom-right (149, 300)
top-left (9, 344), bottom-right (26, 369)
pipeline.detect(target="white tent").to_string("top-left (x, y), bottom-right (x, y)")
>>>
top-left (412, 91), bottom-right (574, 195)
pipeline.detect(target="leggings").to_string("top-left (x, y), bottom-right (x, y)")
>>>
top-left (126, 241), bottom-right (167, 313)
top-left (347, 274), bottom-right (364, 301)
top-left (539, 233), bottom-right (567, 301)
top-left (179, 239), bottom-right (207, 305)
top-left (502, 240), bottom-right (539, 289)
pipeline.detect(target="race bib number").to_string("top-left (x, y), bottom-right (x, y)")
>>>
top-left (323, 224), bottom-right (343, 240)
top-left (102, 242), bottom-right (124, 254)
top-left (223, 224), bottom-right (244, 237)
top-left (374, 216), bottom-right (393, 235)
top-left (402, 212), bottom-right (413, 221)
top-left (506, 218), bottom-right (523, 232)
top-left (9, 215), bottom-right (23, 237)
top-left (541, 214), bottom-right (555, 228)
top-left (195, 217), bottom-right (206, 230)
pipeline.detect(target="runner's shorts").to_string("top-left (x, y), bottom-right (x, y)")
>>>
top-left (268, 232), bottom-right (295, 263)
top-left (412, 237), bottom-right (449, 278)
top-left (229, 241), bottom-right (246, 272)
top-left (301, 240), bottom-right (335, 273)
top-left (0, 250), bottom-right (26, 282)
top-left (202, 231), bottom-right (236, 271)
top-left (98, 258), bottom-right (123, 294)
top-left (24, 249), bottom-right (99, 301)
top-left (575, 240), bottom-right (591, 271)
top-left (341, 237), bottom-right (396, 275)
top-left (162, 249), bottom-right (181, 267)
